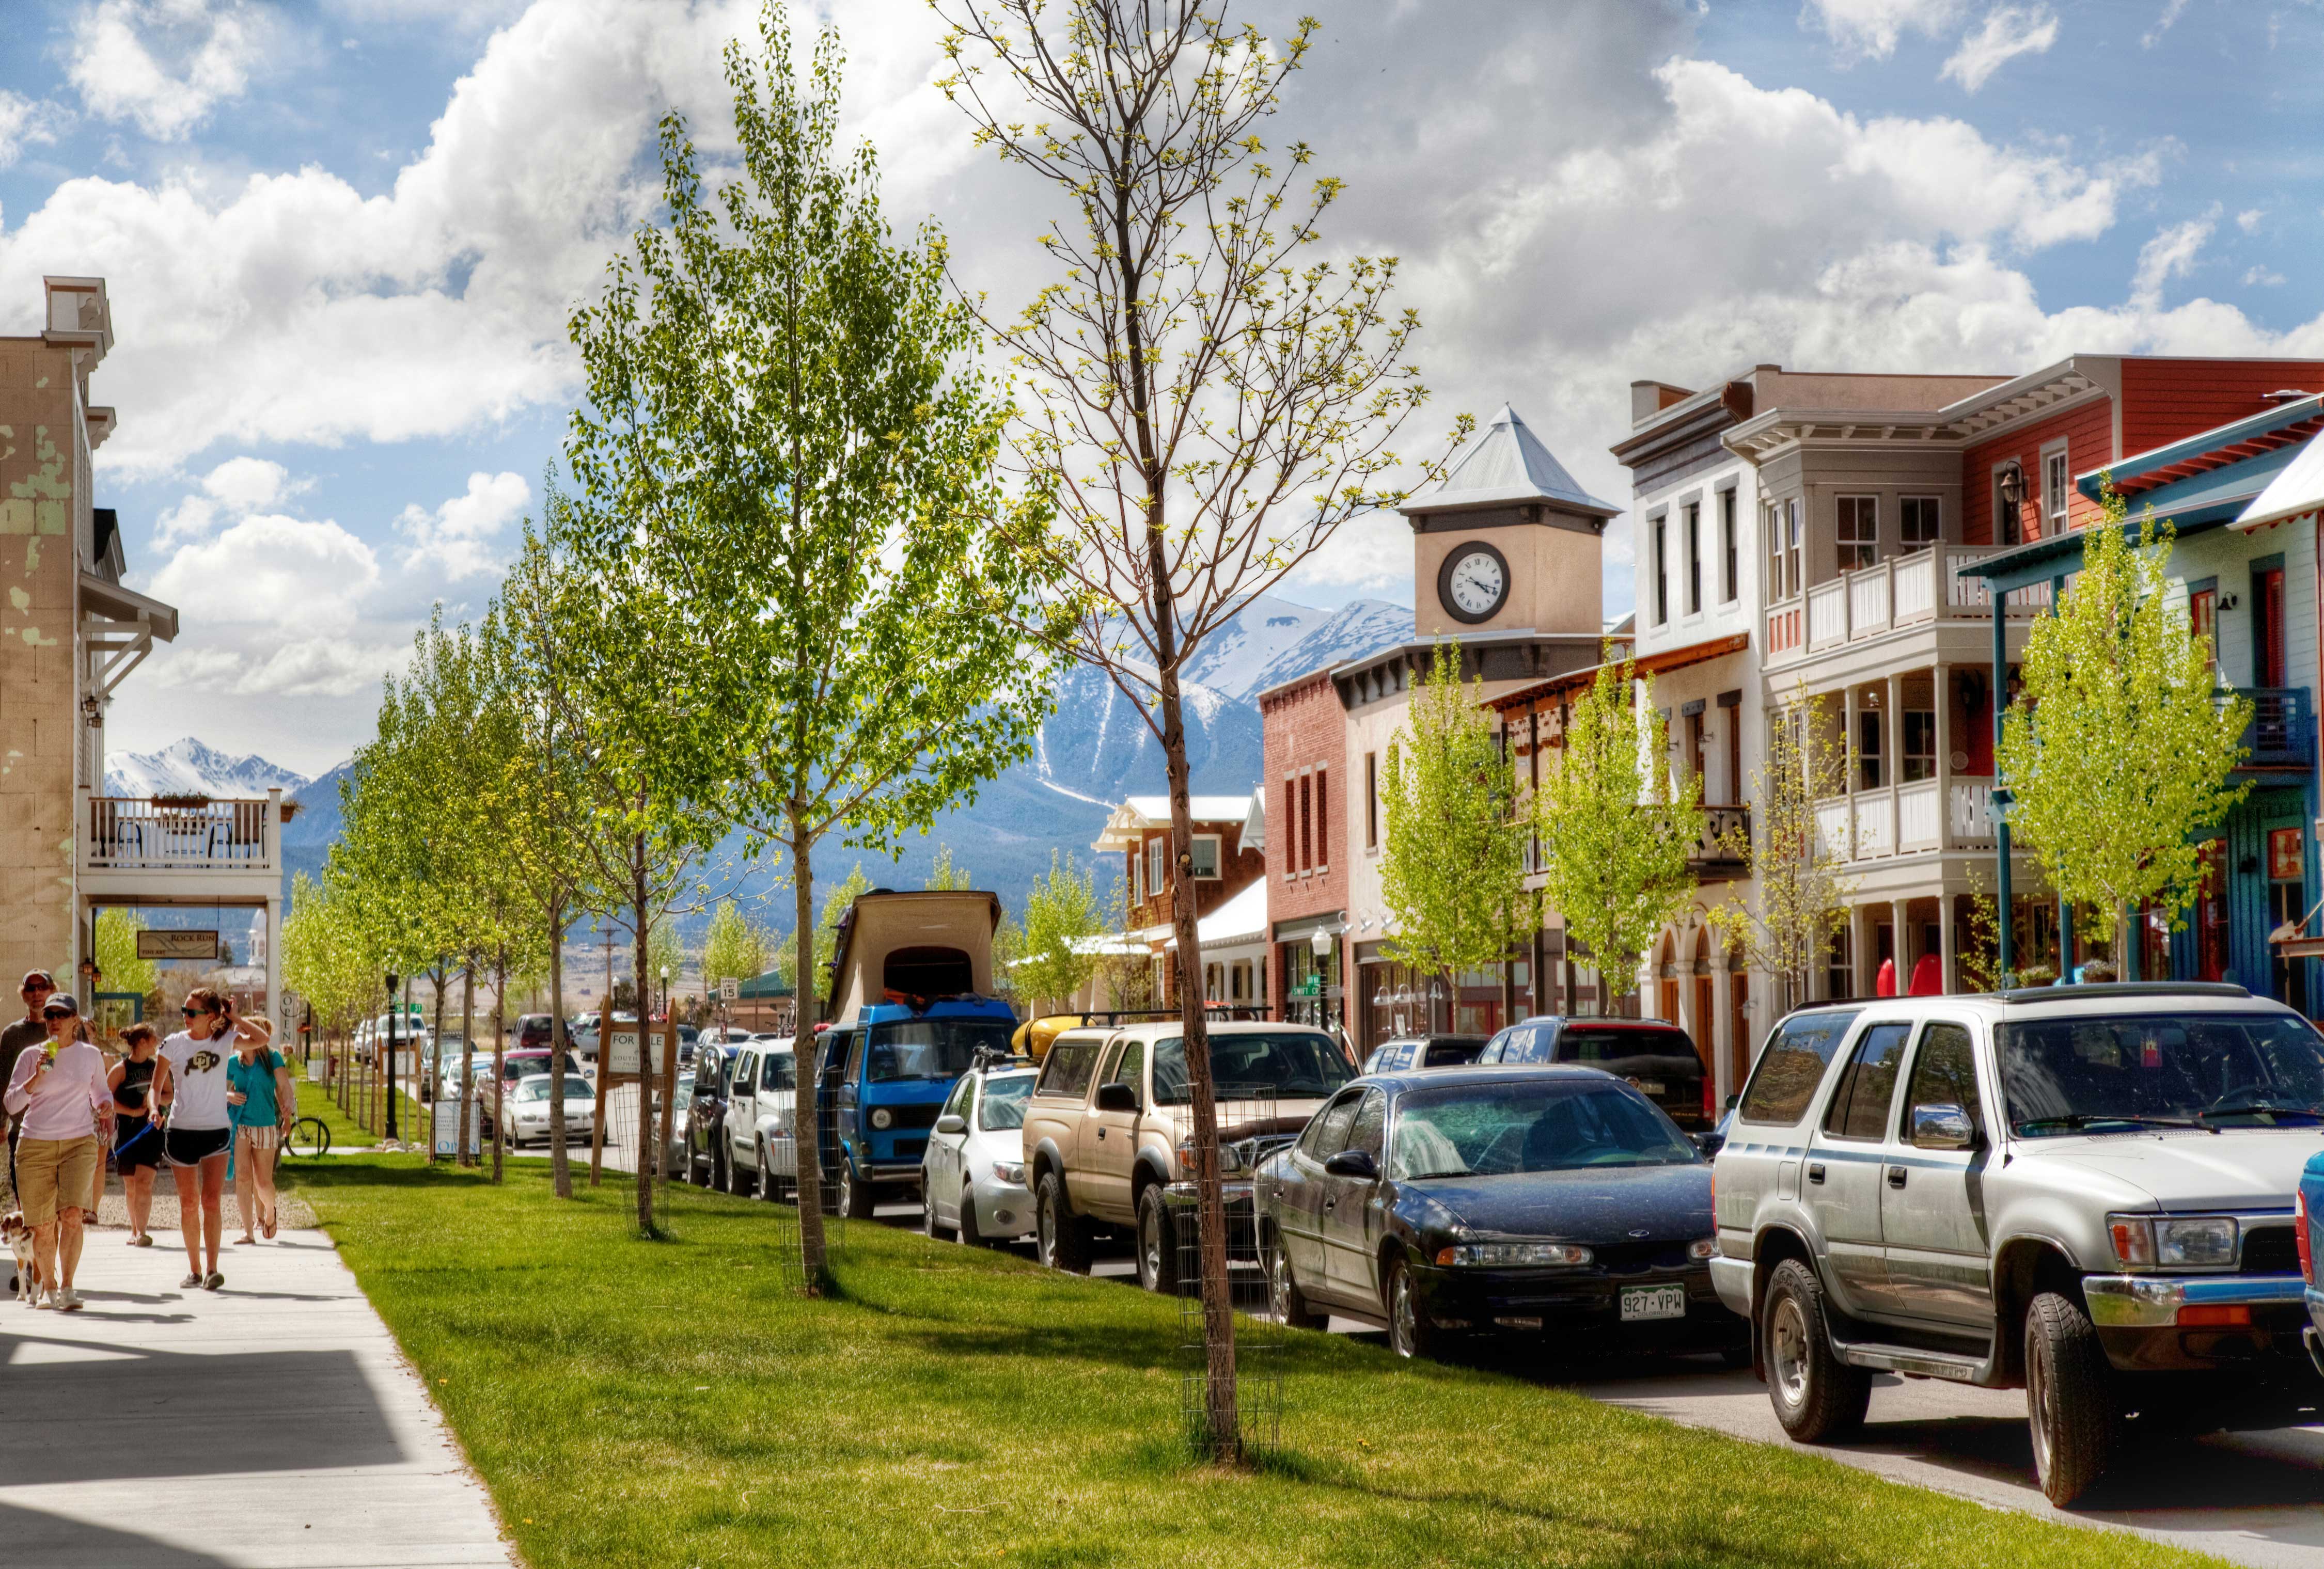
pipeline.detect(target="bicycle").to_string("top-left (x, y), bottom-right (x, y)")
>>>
top-left (273, 1115), bottom-right (333, 1176)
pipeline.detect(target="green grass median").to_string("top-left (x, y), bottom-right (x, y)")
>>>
top-left (292, 1155), bottom-right (2225, 1569)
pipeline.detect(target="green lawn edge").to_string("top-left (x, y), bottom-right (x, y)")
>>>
top-left (289, 1155), bottom-right (2232, 1569)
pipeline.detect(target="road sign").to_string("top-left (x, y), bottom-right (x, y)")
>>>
top-left (719, 976), bottom-right (739, 1002)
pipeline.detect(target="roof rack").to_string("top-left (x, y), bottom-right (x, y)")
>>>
top-left (1070, 1006), bottom-right (1275, 1026)
top-left (1995, 981), bottom-right (2253, 1004)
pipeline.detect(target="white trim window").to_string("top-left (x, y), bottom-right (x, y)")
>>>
top-left (2043, 441), bottom-right (2070, 536)
top-left (1899, 496), bottom-right (1940, 553)
top-left (1836, 496), bottom-right (1877, 572)
top-left (1146, 835), bottom-right (1167, 898)
top-left (1189, 833), bottom-right (1222, 880)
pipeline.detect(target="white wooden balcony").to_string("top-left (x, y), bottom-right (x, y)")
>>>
top-left (1815, 775), bottom-right (2000, 864)
top-left (78, 790), bottom-right (288, 904)
top-left (1766, 547), bottom-right (2051, 667)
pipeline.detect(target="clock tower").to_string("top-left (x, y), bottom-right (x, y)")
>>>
top-left (1400, 403), bottom-right (1616, 638)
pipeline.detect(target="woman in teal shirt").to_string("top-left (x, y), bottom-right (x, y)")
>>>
top-left (225, 1018), bottom-right (294, 1243)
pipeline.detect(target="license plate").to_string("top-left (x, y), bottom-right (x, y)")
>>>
top-left (1638, 1081), bottom-right (1666, 1096)
top-left (1620, 1285), bottom-right (1687, 1322)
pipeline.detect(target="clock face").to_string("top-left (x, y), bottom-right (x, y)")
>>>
top-left (1441, 544), bottom-right (1509, 622)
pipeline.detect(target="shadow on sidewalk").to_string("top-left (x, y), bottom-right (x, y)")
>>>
top-left (0, 1501), bottom-right (237, 1566)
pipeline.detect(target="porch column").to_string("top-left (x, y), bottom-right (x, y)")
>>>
top-left (1939, 888), bottom-right (1958, 995)
top-left (1852, 903), bottom-right (1874, 997)
top-left (1892, 898), bottom-right (1911, 995)
top-left (264, 891), bottom-right (284, 1046)
top-left (1934, 663), bottom-right (1952, 848)
top-left (1710, 960), bottom-right (1735, 1104)
top-left (1843, 685), bottom-right (1859, 803)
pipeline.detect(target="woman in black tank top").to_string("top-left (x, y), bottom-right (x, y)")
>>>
top-left (108, 1027), bottom-right (163, 1246)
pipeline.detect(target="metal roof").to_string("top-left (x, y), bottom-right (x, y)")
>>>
top-left (1399, 403), bottom-right (1620, 519)
top-left (2237, 416), bottom-right (2324, 533)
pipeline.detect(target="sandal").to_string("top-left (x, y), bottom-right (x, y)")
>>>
top-left (180, 1272), bottom-right (201, 1290)
top-left (263, 1213), bottom-right (277, 1240)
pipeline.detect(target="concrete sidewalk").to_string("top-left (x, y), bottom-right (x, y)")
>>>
top-left (0, 1228), bottom-right (514, 1567)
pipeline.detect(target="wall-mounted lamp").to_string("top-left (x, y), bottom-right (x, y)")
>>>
top-left (1996, 460), bottom-right (2029, 514)
top-left (2219, 592), bottom-right (2240, 612)
top-left (79, 694), bottom-right (101, 727)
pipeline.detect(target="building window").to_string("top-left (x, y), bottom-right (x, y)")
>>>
top-left (1685, 501), bottom-right (1702, 615)
top-left (1364, 751), bottom-right (1378, 849)
top-left (1900, 496), bottom-right (1940, 552)
top-left (1189, 834), bottom-right (1221, 880)
top-left (1996, 470), bottom-right (2021, 547)
top-left (1146, 835), bottom-right (1166, 898)
top-left (1825, 924), bottom-right (1852, 1003)
top-left (2258, 565), bottom-right (2287, 687)
top-left (1786, 499), bottom-right (1804, 600)
top-left (1720, 489), bottom-right (1738, 603)
top-left (1314, 768), bottom-right (1329, 869)
top-left (2043, 446), bottom-right (2070, 536)
top-left (1686, 711), bottom-right (1706, 791)
top-left (1902, 708), bottom-right (1936, 782)
top-left (1280, 779), bottom-right (1296, 878)
top-left (1127, 844), bottom-right (1140, 904)
top-left (2189, 584), bottom-right (2218, 679)
top-left (1857, 705), bottom-right (1884, 789)
top-left (1767, 503), bottom-right (1785, 601)
top-left (1653, 514), bottom-right (1669, 624)
top-left (1298, 774), bottom-right (1312, 871)
top-left (1836, 496), bottom-right (1877, 572)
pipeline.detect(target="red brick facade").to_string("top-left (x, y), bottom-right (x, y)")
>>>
top-left (1121, 817), bottom-right (1265, 931)
top-left (1258, 670), bottom-right (1348, 1015)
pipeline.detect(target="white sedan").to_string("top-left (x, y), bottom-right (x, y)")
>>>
top-left (921, 1064), bottom-right (1037, 1245)
top-left (503, 1074), bottom-right (595, 1148)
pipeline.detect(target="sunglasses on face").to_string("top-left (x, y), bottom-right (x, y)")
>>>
top-left (43, 1010), bottom-right (73, 1022)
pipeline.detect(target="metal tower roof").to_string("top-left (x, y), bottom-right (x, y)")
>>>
top-left (1400, 403), bottom-right (1621, 520)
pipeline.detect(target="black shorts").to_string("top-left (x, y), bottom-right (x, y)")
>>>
top-left (113, 1118), bottom-right (163, 1172)
top-left (164, 1126), bottom-right (231, 1168)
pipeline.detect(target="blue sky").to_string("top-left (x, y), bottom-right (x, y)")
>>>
top-left (4, 0), bottom-right (2323, 775)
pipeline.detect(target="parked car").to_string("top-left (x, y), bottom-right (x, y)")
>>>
top-left (1715, 985), bottom-right (2324, 1507)
top-left (515, 1013), bottom-right (557, 1051)
top-left (484, 1074), bottom-right (597, 1148)
top-left (814, 1002), bottom-right (1018, 1219)
top-left (686, 1044), bottom-right (741, 1188)
top-left (2300, 1150), bottom-right (2324, 1376)
top-left (1022, 1019), bottom-right (1355, 1290)
top-left (1255, 1064), bottom-right (1738, 1363)
top-left (1361, 1033), bottom-right (1486, 1075)
top-left (1477, 1016), bottom-right (1711, 1129)
top-left (921, 1056), bottom-right (1038, 1245)
top-left (723, 1039), bottom-right (799, 1199)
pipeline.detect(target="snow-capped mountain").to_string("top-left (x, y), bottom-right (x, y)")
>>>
top-left (103, 738), bottom-right (310, 800)
top-left (1184, 593), bottom-right (1415, 702)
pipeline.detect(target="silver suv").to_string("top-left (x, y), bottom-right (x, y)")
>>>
top-left (1713, 984), bottom-right (2323, 1506)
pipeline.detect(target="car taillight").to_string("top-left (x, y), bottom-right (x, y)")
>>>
top-left (2300, 1188), bottom-right (2315, 1284)
top-left (1703, 1075), bottom-right (1715, 1121)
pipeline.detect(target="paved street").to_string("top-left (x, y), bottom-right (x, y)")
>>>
top-left (0, 1226), bottom-right (513, 1568)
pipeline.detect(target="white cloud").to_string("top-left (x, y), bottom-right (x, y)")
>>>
top-left (1804, 0), bottom-right (1967, 58)
top-left (0, 91), bottom-right (67, 171)
top-left (2142, 0), bottom-right (2191, 48)
top-left (68, 0), bottom-right (270, 141)
top-left (151, 455), bottom-right (308, 546)
top-left (1940, 5), bottom-right (2060, 92)
top-left (2130, 213), bottom-right (2213, 307)
top-left (395, 470), bottom-right (530, 580)
top-left (2237, 207), bottom-right (2265, 234)
top-left (148, 511), bottom-right (380, 625)
top-left (2244, 265), bottom-right (2286, 287)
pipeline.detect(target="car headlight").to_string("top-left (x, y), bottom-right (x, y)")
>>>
top-left (1174, 1140), bottom-right (1245, 1177)
top-left (1688, 1237), bottom-right (1718, 1262)
top-left (870, 1107), bottom-right (893, 1130)
top-left (993, 1161), bottom-right (1026, 1186)
top-left (2109, 1213), bottom-right (2238, 1269)
top-left (1435, 1242), bottom-right (1593, 1267)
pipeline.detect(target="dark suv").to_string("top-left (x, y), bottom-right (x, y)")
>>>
top-left (515, 1014), bottom-right (557, 1051)
top-left (1361, 1034), bottom-right (1485, 1074)
top-left (1477, 1017), bottom-right (1710, 1129)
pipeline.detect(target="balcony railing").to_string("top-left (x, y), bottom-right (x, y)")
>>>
top-left (1689, 804), bottom-right (1749, 874)
top-left (2234, 687), bottom-right (2313, 769)
top-left (85, 796), bottom-right (277, 873)
top-left (1767, 547), bottom-right (2051, 666)
top-left (1815, 775), bottom-right (1998, 863)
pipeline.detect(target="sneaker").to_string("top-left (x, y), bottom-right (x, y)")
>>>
top-left (129, 1233), bottom-right (153, 1247)
top-left (57, 1287), bottom-right (82, 1311)
top-left (180, 1272), bottom-right (201, 1290)
top-left (35, 1286), bottom-right (55, 1309)
top-left (203, 1272), bottom-right (224, 1292)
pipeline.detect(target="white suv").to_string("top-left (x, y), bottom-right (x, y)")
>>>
top-left (1714, 984), bottom-right (2323, 1505)
top-left (723, 1039), bottom-right (798, 1199)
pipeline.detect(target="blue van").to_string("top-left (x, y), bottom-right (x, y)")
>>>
top-left (810, 890), bottom-right (1018, 1218)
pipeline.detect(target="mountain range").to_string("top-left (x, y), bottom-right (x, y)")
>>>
top-left (108, 592), bottom-right (1415, 929)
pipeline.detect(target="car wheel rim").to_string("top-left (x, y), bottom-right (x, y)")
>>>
top-left (1140, 1207), bottom-right (1162, 1287)
top-left (1039, 1192), bottom-right (1055, 1265)
top-left (2028, 1340), bottom-right (2053, 1476)
top-left (1391, 1273), bottom-right (1417, 1357)
top-left (1270, 1249), bottom-right (1292, 1320)
top-left (1769, 1295), bottom-right (1810, 1410)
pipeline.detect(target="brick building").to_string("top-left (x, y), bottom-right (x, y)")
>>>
top-left (1091, 791), bottom-right (1267, 1006)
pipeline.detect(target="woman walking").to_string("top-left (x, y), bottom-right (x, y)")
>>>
top-left (108, 1023), bottom-right (163, 1246)
top-left (226, 1017), bottom-right (294, 1244)
top-left (0, 993), bottom-right (111, 1310)
top-left (154, 989), bottom-right (235, 1292)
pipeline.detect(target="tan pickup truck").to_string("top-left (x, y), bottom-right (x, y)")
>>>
top-left (1019, 1018), bottom-right (1355, 1292)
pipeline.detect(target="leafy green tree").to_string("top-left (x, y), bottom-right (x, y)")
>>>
top-left (936, 0), bottom-right (1461, 1452)
top-left (1017, 849), bottom-right (1104, 1009)
top-left (91, 909), bottom-right (158, 1003)
top-left (1708, 686), bottom-right (1853, 1012)
top-left (701, 900), bottom-right (767, 996)
top-left (923, 844), bottom-right (973, 892)
top-left (813, 865), bottom-right (875, 980)
top-left (1535, 654), bottom-right (1703, 1015)
top-left (565, 3), bottom-right (1051, 1273)
top-left (1997, 488), bottom-right (2251, 967)
top-left (1379, 645), bottom-right (1534, 1023)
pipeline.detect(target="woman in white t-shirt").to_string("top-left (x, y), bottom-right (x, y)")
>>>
top-left (153, 987), bottom-right (235, 1292)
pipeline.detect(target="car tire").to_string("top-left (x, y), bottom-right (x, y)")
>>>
top-left (726, 1147), bottom-right (751, 1197)
top-left (957, 1186), bottom-right (987, 1247)
top-left (1267, 1230), bottom-right (1326, 1331)
top-left (2026, 1290), bottom-right (2120, 1507)
top-left (757, 1144), bottom-right (783, 1202)
top-left (1385, 1254), bottom-right (1444, 1360)
top-left (1762, 1258), bottom-right (1871, 1443)
top-left (840, 1158), bottom-right (875, 1221)
top-left (922, 1174), bottom-right (949, 1239)
top-left (1035, 1171), bottom-right (1090, 1274)
top-left (1135, 1185), bottom-right (1181, 1295)
top-left (709, 1144), bottom-right (727, 1194)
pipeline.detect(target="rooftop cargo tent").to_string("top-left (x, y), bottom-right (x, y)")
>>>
top-left (821, 889), bottom-right (1003, 1022)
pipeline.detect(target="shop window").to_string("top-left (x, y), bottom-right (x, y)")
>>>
top-left (1836, 496), bottom-right (1877, 572)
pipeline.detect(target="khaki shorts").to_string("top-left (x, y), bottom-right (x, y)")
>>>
top-left (237, 1124), bottom-right (281, 1151)
top-left (16, 1135), bottom-right (98, 1228)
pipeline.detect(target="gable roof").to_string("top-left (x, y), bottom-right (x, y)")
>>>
top-left (1400, 403), bottom-right (1620, 520)
top-left (1092, 792), bottom-right (1259, 852)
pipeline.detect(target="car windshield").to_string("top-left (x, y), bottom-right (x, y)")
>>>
top-left (515, 1078), bottom-right (584, 1102)
top-left (866, 1019), bottom-right (1015, 1083)
top-left (1390, 1082), bottom-right (1700, 1179)
top-left (1152, 1033), bottom-right (1354, 1104)
top-left (759, 1053), bottom-right (795, 1092)
top-left (978, 1075), bottom-right (1034, 1131)
top-left (1997, 1011), bottom-right (2324, 1133)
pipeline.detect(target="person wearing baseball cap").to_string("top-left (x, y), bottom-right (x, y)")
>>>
top-left (0, 970), bottom-right (56, 1212)
top-left (2, 990), bottom-right (112, 1309)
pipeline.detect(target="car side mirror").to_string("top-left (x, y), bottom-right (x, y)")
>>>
top-left (1691, 1130), bottom-right (1725, 1158)
top-left (1723, 1093), bottom-right (1740, 1112)
top-left (1093, 1080), bottom-right (1139, 1114)
top-left (1323, 1148), bottom-right (1378, 1180)
top-left (1910, 1102), bottom-right (1976, 1150)
top-left (934, 1114), bottom-right (967, 1135)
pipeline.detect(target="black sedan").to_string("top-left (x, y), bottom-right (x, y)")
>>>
top-left (1253, 1064), bottom-right (1743, 1362)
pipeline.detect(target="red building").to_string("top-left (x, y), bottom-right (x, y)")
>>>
top-left (1092, 792), bottom-right (1266, 1006)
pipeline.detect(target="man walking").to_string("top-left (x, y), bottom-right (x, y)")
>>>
top-left (0, 970), bottom-right (56, 1210)
top-left (2, 991), bottom-right (111, 1309)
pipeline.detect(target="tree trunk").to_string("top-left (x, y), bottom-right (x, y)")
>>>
top-left (458, 960), bottom-right (477, 1168)
top-left (490, 943), bottom-right (507, 1184)
top-left (632, 829), bottom-right (655, 1235)
top-left (429, 966), bottom-right (448, 1161)
top-left (548, 902), bottom-right (573, 1198)
top-left (1158, 663), bottom-right (1238, 1457)
top-left (790, 805), bottom-right (828, 1287)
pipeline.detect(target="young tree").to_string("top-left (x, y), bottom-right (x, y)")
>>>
top-left (1534, 655), bottom-right (1703, 1016)
top-left (937, 0), bottom-right (1458, 1453)
top-left (1998, 493), bottom-right (2250, 966)
top-left (701, 900), bottom-right (768, 997)
top-left (923, 845), bottom-right (973, 891)
top-left (1378, 645), bottom-right (1532, 1027)
top-left (1017, 849), bottom-right (1105, 1010)
top-left (813, 865), bottom-right (875, 979)
top-left (1708, 687), bottom-right (1854, 1012)
top-left (562, 6), bottom-right (1050, 1272)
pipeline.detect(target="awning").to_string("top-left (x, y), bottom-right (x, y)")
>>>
top-left (2237, 424), bottom-right (2324, 533)
top-left (1161, 880), bottom-right (1269, 953)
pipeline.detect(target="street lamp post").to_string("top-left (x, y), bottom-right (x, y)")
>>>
top-left (384, 971), bottom-right (400, 1143)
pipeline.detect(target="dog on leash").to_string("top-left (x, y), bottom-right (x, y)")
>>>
top-left (2, 1210), bottom-right (40, 1303)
